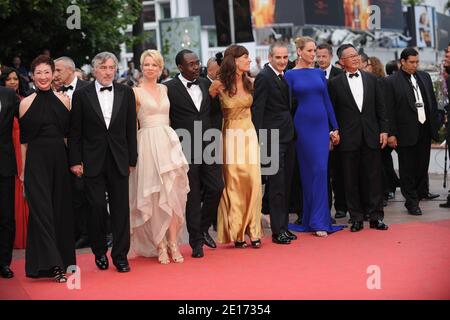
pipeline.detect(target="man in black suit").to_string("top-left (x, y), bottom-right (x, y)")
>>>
top-left (165, 50), bottom-right (224, 258)
top-left (328, 44), bottom-right (389, 232)
top-left (252, 42), bottom-right (297, 244)
top-left (69, 52), bottom-right (137, 273)
top-left (0, 86), bottom-right (19, 278)
top-left (316, 43), bottom-right (347, 220)
top-left (385, 48), bottom-right (440, 215)
top-left (55, 56), bottom-right (91, 249)
top-left (202, 56), bottom-right (222, 234)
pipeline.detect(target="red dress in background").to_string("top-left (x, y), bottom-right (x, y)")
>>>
top-left (13, 96), bottom-right (29, 249)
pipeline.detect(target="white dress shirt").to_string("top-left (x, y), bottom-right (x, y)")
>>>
top-left (410, 74), bottom-right (426, 123)
top-left (268, 63), bottom-right (284, 78)
top-left (323, 64), bottom-right (332, 80)
top-left (64, 76), bottom-right (78, 101)
top-left (178, 74), bottom-right (203, 111)
top-left (346, 70), bottom-right (364, 112)
top-left (95, 80), bottom-right (114, 128)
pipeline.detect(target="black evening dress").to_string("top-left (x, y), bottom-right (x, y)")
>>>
top-left (19, 89), bottom-right (76, 278)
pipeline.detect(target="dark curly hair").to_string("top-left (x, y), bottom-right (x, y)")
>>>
top-left (0, 67), bottom-right (28, 97)
top-left (218, 45), bottom-right (253, 97)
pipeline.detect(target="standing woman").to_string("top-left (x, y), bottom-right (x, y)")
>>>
top-left (129, 50), bottom-right (190, 264)
top-left (285, 37), bottom-right (345, 237)
top-left (0, 68), bottom-right (29, 249)
top-left (19, 55), bottom-right (75, 282)
top-left (209, 45), bottom-right (262, 248)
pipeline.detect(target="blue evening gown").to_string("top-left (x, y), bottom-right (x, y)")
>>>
top-left (285, 68), bottom-right (345, 233)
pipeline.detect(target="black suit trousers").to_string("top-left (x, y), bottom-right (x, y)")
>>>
top-left (328, 148), bottom-right (347, 212)
top-left (266, 142), bottom-right (295, 235)
top-left (84, 147), bottom-right (130, 264)
top-left (187, 162), bottom-right (223, 249)
top-left (0, 176), bottom-right (15, 266)
top-left (341, 142), bottom-right (384, 222)
top-left (397, 122), bottom-right (431, 208)
top-left (71, 175), bottom-right (90, 241)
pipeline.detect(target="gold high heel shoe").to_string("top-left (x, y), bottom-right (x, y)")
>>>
top-left (157, 244), bottom-right (170, 265)
top-left (168, 242), bottom-right (184, 263)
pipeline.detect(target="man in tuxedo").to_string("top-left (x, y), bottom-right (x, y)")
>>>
top-left (0, 86), bottom-right (19, 278)
top-left (55, 56), bottom-right (91, 249)
top-left (165, 50), bottom-right (224, 258)
top-left (385, 48), bottom-right (440, 215)
top-left (316, 43), bottom-right (347, 220)
top-left (252, 42), bottom-right (297, 244)
top-left (202, 56), bottom-right (222, 234)
top-left (69, 52), bottom-right (137, 272)
top-left (328, 44), bottom-right (389, 232)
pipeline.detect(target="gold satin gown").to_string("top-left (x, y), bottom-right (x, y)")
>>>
top-left (217, 92), bottom-right (263, 243)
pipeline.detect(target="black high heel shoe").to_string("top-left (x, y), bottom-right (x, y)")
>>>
top-left (52, 266), bottom-right (67, 283)
top-left (234, 241), bottom-right (247, 248)
top-left (250, 239), bottom-right (261, 248)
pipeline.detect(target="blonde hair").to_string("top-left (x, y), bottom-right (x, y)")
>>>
top-left (140, 49), bottom-right (164, 71)
top-left (294, 36), bottom-right (315, 50)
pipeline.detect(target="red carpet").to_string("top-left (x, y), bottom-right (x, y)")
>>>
top-left (1, 219), bottom-right (450, 300)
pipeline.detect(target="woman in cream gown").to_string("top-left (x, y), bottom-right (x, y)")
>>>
top-left (129, 50), bottom-right (189, 264)
top-left (210, 45), bottom-right (262, 248)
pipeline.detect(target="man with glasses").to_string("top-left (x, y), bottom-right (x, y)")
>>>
top-left (328, 44), bottom-right (389, 232)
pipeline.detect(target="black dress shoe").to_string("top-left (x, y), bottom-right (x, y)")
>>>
top-left (334, 210), bottom-right (347, 219)
top-left (294, 216), bottom-right (302, 225)
top-left (383, 199), bottom-right (388, 207)
top-left (95, 255), bottom-right (109, 270)
top-left (192, 246), bottom-right (204, 258)
top-left (75, 237), bottom-right (90, 249)
top-left (284, 230), bottom-right (298, 240)
top-left (203, 232), bottom-right (217, 249)
top-left (407, 207), bottom-right (422, 215)
top-left (115, 262), bottom-right (130, 273)
top-left (272, 233), bottom-right (291, 244)
top-left (388, 192), bottom-right (395, 200)
top-left (421, 193), bottom-right (439, 200)
top-left (369, 220), bottom-right (389, 230)
top-left (350, 221), bottom-right (364, 232)
top-left (0, 265), bottom-right (14, 279)
top-left (439, 202), bottom-right (450, 208)
top-left (364, 214), bottom-right (370, 221)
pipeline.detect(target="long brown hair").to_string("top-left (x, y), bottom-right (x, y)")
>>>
top-left (218, 44), bottom-right (253, 97)
top-left (369, 56), bottom-right (385, 78)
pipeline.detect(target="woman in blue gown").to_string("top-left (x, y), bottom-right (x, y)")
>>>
top-left (285, 37), bottom-right (345, 237)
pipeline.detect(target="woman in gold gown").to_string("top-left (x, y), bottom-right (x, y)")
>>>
top-left (209, 45), bottom-right (262, 248)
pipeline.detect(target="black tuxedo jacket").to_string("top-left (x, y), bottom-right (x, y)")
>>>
top-left (252, 64), bottom-right (295, 145)
top-left (384, 70), bottom-right (439, 147)
top-left (165, 76), bottom-right (214, 162)
top-left (0, 87), bottom-right (20, 177)
top-left (204, 77), bottom-right (222, 131)
top-left (329, 65), bottom-right (343, 79)
top-left (68, 82), bottom-right (137, 177)
top-left (328, 71), bottom-right (388, 152)
top-left (75, 79), bottom-right (90, 91)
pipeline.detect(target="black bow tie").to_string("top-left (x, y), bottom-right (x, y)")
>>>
top-left (60, 85), bottom-right (73, 92)
top-left (100, 86), bottom-right (113, 92)
top-left (349, 72), bottom-right (359, 78)
top-left (187, 79), bottom-right (200, 88)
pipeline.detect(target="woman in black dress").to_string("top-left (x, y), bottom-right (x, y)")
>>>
top-left (19, 55), bottom-right (75, 282)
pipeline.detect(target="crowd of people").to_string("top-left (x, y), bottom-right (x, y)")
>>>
top-left (0, 39), bottom-right (449, 283)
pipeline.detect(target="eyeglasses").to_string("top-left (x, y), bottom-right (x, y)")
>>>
top-left (342, 54), bottom-right (360, 60)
